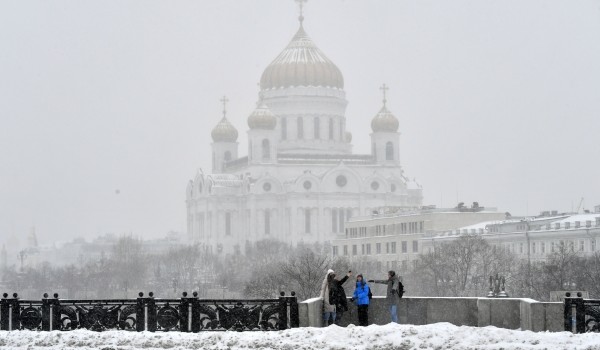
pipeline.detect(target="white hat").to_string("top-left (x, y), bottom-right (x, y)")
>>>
top-left (327, 269), bottom-right (335, 274)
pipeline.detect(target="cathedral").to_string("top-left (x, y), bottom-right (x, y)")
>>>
top-left (186, 11), bottom-right (423, 255)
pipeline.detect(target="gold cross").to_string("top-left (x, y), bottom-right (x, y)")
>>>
top-left (380, 84), bottom-right (389, 106)
top-left (220, 95), bottom-right (229, 117)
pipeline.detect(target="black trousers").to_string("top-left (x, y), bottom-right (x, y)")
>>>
top-left (357, 305), bottom-right (369, 326)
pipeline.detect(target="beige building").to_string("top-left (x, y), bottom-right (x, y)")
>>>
top-left (422, 212), bottom-right (600, 263)
top-left (331, 205), bottom-right (506, 273)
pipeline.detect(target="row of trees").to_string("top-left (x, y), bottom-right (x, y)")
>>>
top-left (2, 235), bottom-right (599, 301)
top-left (407, 235), bottom-right (600, 300)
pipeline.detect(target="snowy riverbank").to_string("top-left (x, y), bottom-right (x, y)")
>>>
top-left (1, 322), bottom-right (599, 350)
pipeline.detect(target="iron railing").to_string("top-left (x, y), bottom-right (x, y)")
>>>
top-left (0, 291), bottom-right (299, 332)
top-left (564, 293), bottom-right (600, 333)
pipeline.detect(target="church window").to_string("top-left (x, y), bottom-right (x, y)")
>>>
top-left (265, 210), bottom-right (271, 235)
top-left (262, 139), bottom-right (270, 160)
top-left (314, 117), bottom-right (320, 139)
top-left (263, 182), bottom-right (271, 192)
top-left (281, 117), bottom-right (287, 140)
top-left (305, 208), bottom-right (311, 234)
top-left (391, 184), bottom-right (396, 192)
top-left (329, 118), bottom-right (334, 140)
top-left (332, 209), bottom-right (338, 233)
top-left (297, 117), bottom-right (304, 139)
top-left (198, 183), bottom-right (202, 194)
top-left (371, 181), bottom-right (380, 191)
top-left (224, 151), bottom-right (232, 162)
top-left (372, 143), bottom-right (377, 158)
top-left (386, 142), bottom-right (394, 160)
top-left (303, 181), bottom-right (312, 190)
top-left (336, 175), bottom-right (347, 187)
top-left (225, 212), bottom-right (231, 236)
top-left (339, 209), bottom-right (345, 232)
top-left (248, 142), bottom-right (252, 160)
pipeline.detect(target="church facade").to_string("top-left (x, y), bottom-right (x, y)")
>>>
top-left (185, 15), bottom-right (423, 255)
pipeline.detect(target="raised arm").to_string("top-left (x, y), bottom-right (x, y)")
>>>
top-left (368, 279), bottom-right (388, 284)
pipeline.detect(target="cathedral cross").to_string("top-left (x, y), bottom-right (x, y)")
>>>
top-left (295, 0), bottom-right (307, 23)
top-left (220, 95), bottom-right (229, 118)
top-left (380, 84), bottom-right (389, 106)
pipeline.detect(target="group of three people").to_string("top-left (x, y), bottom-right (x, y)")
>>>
top-left (319, 269), bottom-right (404, 326)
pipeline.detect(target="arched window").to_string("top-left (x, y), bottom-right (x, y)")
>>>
top-left (314, 117), bottom-right (320, 139)
top-left (281, 117), bottom-right (287, 140)
top-left (386, 142), bottom-right (394, 160)
top-left (305, 208), bottom-right (311, 234)
top-left (262, 139), bottom-right (270, 160)
top-left (297, 117), bottom-right (304, 139)
top-left (225, 212), bottom-right (231, 236)
top-left (265, 210), bottom-right (271, 235)
top-left (224, 151), bottom-right (232, 162)
top-left (248, 142), bottom-right (252, 160)
top-left (329, 118), bottom-right (334, 140)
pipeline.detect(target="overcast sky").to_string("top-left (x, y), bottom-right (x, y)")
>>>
top-left (1, 0), bottom-right (599, 245)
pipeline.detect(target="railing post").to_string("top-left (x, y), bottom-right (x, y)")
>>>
top-left (135, 292), bottom-right (145, 332)
top-left (5, 293), bottom-right (20, 331)
top-left (42, 293), bottom-right (51, 331)
top-left (288, 291), bottom-right (299, 328)
top-left (179, 292), bottom-right (190, 333)
top-left (278, 291), bottom-right (288, 330)
top-left (146, 292), bottom-right (157, 332)
top-left (190, 292), bottom-right (200, 333)
top-left (0, 293), bottom-right (8, 331)
top-left (575, 297), bottom-right (586, 334)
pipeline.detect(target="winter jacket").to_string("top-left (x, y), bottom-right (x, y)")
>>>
top-left (353, 281), bottom-right (371, 306)
top-left (320, 272), bottom-right (336, 313)
top-left (333, 275), bottom-right (349, 311)
top-left (371, 275), bottom-right (402, 306)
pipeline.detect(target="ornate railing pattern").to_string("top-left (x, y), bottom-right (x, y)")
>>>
top-left (564, 293), bottom-right (600, 333)
top-left (0, 291), bottom-right (299, 332)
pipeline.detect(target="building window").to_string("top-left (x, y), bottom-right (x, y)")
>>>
top-left (332, 246), bottom-right (338, 256)
top-left (361, 244), bottom-right (365, 255)
top-left (304, 208), bottom-right (311, 234)
top-left (297, 117), bottom-right (304, 139)
top-left (332, 209), bottom-right (338, 233)
top-left (343, 245), bottom-right (348, 256)
top-left (532, 242), bottom-right (536, 254)
top-left (352, 245), bottom-right (357, 255)
top-left (401, 241), bottom-right (407, 253)
top-left (262, 139), bottom-right (270, 160)
top-left (386, 242), bottom-right (390, 254)
top-left (519, 243), bottom-right (524, 254)
top-left (263, 182), bottom-right (271, 192)
top-left (579, 240), bottom-right (585, 252)
top-left (336, 175), bottom-right (347, 187)
top-left (303, 181), bottom-right (312, 190)
top-left (391, 242), bottom-right (397, 254)
top-left (314, 117), bottom-right (320, 139)
top-left (386, 142), bottom-right (394, 161)
top-left (366, 244), bottom-right (371, 255)
top-left (281, 117), bottom-right (287, 140)
top-left (376, 243), bottom-right (381, 254)
top-left (329, 118), bottom-right (334, 140)
top-left (412, 241), bottom-right (418, 253)
top-left (265, 210), bottom-right (271, 235)
top-left (224, 151), bottom-right (232, 162)
top-left (541, 242), bottom-right (546, 254)
top-left (339, 209), bottom-right (345, 233)
top-left (225, 212), bottom-right (231, 236)
top-left (591, 240), bottom-right (596, 252)
top-left (371, 181), bottom-right (379, 191)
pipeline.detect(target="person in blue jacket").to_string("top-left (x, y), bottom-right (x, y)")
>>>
top-left (351, 274), bottom-right (371, 326)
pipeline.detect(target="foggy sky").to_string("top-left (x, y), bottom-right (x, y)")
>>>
top-left (1, 0), bottom-right (599, 245)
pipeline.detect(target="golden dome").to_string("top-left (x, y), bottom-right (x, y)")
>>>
top-left (211, 117), bottom-right (238, 142)
top-left (371, 105), bottom-right (399, 133)
top-left (260, 24), bottom-right (344, 90)
top-left (248, 102), bottom-right (277, 130)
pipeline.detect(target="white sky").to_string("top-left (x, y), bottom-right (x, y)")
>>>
top-left (1, 0), bottom-right (599, 245)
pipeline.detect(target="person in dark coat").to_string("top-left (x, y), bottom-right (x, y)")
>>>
top-left (369, 270), bottom-right (403, 323)
top-left (333, 271), bottom-right (351, 325)
top-left (351, 274), bottom-right (371, 326)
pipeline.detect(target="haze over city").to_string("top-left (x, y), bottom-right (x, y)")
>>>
top-left (1, 0), bottom-right (599, 244)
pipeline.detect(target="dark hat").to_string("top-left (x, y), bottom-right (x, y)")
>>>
top-left (388, 270), bottom-right (396, 277)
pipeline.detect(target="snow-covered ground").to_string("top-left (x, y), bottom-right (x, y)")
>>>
top-left (1, 323), bottom-right (599, 350)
